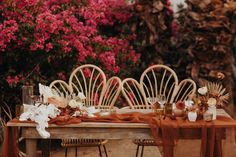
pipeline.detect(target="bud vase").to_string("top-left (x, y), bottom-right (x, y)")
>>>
top-left (208, 105), bottom-right (216, 120)
top-left (188, 111), bottom-right (197, 122)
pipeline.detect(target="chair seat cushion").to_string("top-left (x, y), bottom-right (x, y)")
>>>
top-left (61, 139), bottom-right (108, 147)
top-left (133, 139), bottom-right (162, 146)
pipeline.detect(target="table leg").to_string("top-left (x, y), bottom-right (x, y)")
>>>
top-left (214, 129), bottom-right (223, 157)
top-left (205, 128), bottom-right (223, 157)
top-left (41, 139), bottom-right (51, 157)
top-left (26, 139), bottom-right (37, 157)
top-left (163, 145), bottom-right (174, 157)
top-left (162, 127), bottom-right (176, 157)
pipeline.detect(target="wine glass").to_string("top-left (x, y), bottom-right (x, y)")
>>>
top-left (157, 95), bottom-right (166, 108)
top-left (147, 96), bottom-right (164, 119)
top-left (147, 97), bottom-right (158, 112)
top-left (146, 97), bottom-right (158, 105)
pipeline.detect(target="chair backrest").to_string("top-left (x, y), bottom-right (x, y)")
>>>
top-left (121, 78), bottom-right (151, 109)
top-left (48, 64), bottom-right (122, 109)
top-left (98, 76), bottom-right (122, 109)
top-left (140, 65), bottom-right (179, 103)
top-left (49, 80), bottom-right (72, 97)
top-left (69, 64), bottom-right (107, 107)
top-left (173, 79), bottom-right (196, 102)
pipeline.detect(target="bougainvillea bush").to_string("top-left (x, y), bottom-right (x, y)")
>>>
top-left (0, 0), bottom-right (142, 109)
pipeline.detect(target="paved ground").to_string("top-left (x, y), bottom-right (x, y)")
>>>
top-left (50, 139), bottom-right (162, 157)
top-left (50, 130), bottom-right (236, 157)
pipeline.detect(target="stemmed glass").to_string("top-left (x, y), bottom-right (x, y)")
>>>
top-left (147, 95), bottom-right (166, 119)
top-left (146, 97), bottom-right (158, 106)
top-left (156, 95), bottom-right (166, 108)
top-left (157, 95), bottom-right (167, 115)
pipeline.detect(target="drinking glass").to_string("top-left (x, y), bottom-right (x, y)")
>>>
top-left (22, 85), bottom-right (34, 105)
top-left (157, 95), bottom-right (166, 108)
top-left (164, 103), bottom-right (173, 115)
top-left (147, 97), bottom-right (158, 105)
top-left (147, 97), bottom-right (164, 119)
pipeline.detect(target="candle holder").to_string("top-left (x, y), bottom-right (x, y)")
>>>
top-left (22, 85), bottom-right (34, 105)
top-left (164, 103), bottom-right (173, 115)
top-left (203, 111), bottom-right (213, 122)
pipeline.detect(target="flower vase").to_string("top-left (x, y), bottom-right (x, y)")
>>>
top-left (208, 105), bottom-right (216, 120)
top-left (188, 111), bottom-right (197, 122)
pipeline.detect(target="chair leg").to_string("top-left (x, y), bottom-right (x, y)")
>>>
top-left (65, 148), bottom-right (68, 157)
top-left (103, 145), bottom-right (108, 157)
top-left (75, 147), bottom-right (78, 157)
top-left (135, 145), bottom-right (140, 157)
top-left (141, 146), bottom-right (144, 157)
top-left (98, 146), bottom-right (103, 157)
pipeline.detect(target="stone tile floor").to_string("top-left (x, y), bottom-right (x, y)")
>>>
top-left (50, 139), bottom-right (162, 157)
top-left (50, 135), bottom-right (236, 157)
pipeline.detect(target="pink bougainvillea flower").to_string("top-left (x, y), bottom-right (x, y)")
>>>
top-left (45, 43), bottom-right (53, 52)
top-left (6, 75), bottom-right (23, 86)
top-left (0, 0), bottom-right (142, 92)
top-left (0, 20), bottom-right (18, 51)
top-left (83, 68), bottom-right (92, 78)
top-left (57, 72), bottom-right (66, 80)
top-left (171, 20), bottom-right (179, 37)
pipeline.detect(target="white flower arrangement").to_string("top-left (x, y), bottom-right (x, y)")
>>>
top-left (207, 97), bottom-right (217, 107)
top-left (196, 82), bottom-right (229, 108)
top-left (19, 103), bottom-right (60, 138)
top-left (19, 83), bottom-right (100, 138)
top-left (197, 86), bottom-right (208, 95)
top-left (68, 92), bottom-right (86, 108)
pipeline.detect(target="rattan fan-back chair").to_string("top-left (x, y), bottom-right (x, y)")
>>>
top-left (68, 64), bottom-right (122, 111)
top-left (49, 79), bottom-right (72, 98)
top-left (121, 78), bottom-right (161, 157)
top-left (121, 64), bottom-right (196, 157)
top-left (173, 78), bottom-right (197, 102)
top-left (50, 64), bottom-right (122, 157)
top-left (139, 64), bottom-right (179, 104)
top-left (121, 78), bottom-right (149, 109)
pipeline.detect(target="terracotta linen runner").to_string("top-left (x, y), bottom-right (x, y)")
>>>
top-left (49, 114), bottom-right (236, 157)
top-left (49, 112), bottom-right (156, 124)
top-left (1, 126), bottom-right (19, 157)
top-left (169, 115), bottom-right (236, 157)
top-left (30, 113), bottom-right (236, 157)
top-left (160, 117), bottom-right (179, 157)
top-left (200, 116), bottom-right (236, 157)
top-left (2, 112), bottom-right (159, 157)
top-left (2, 113), bottom-right (236, 157)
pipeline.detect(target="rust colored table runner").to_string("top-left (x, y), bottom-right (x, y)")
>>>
top-left (2, 112), bottom-right (236, 157)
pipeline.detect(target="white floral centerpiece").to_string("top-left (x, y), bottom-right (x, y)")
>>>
top-left (192, 81), bottom-right (230, 120)
top-left (19, 103), bottom-right (61, 138)
top-left (19, 83), bottom-right (63, 138)
top-left (19, 83), bottom-right (99, 138)
top-left (196, 82), bottom-right (229, 110)
top-left (173, 81), bottom-right (229, 121)
top-left (49, 89), bottom-right (99, 117)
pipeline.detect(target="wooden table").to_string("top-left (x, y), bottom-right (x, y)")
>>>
top-left (8, 121), bottom-right (154, 157)
top-left (6, 109), bottom-right (236, 157)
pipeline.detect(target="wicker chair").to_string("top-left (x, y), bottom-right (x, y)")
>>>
top-left (121, 78), bottom-right (158, 157)
top-left (121, 64), bottom-right (196, 157)
top-left (139, 64), bottom-right (179, 104)
top-left (50, 64), bottom-right (122, 157)
top-left (121, 78), bottom-right (149, 109)
top-left (61, 139), bottom-right (109, 157)
top-left (173, 79), bottom-right (197, 102)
